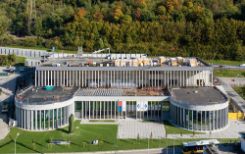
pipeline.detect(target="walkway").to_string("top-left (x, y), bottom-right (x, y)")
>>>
top-left (219, 77), bottom-right (245, 87)
top-left (0, 118), bottom-right (9, 140)
top-left (217, 78), bottom-right (245, 113)
top-left (48, 147), bottom-right (182, 154)
top-left (117, 119), bottom-right (166, 139)
top-left (167, 120), bottom-right (245, 139)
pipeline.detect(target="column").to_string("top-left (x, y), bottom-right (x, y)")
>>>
top-left (35, 71), bottom-right (37, 86)
top-left (100, 101), bottom-right (101, 119)
top-left (52, 109), bottom-right (54, 129)
top-left (35, 110), bottom-right (37, 130)
top-left (44, 110), bottom-right (46, 129)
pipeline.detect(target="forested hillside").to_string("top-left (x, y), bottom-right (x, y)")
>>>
top-left (0, 0), bottom-right (244, 60)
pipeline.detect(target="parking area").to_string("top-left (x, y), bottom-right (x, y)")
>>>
top-left (117, 119), bottom-right (165, 139)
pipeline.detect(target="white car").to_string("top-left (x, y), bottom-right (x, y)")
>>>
top-left (240, 64), bottom-right (245, 67)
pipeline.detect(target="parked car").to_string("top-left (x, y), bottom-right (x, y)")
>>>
top-left (240, 64), bottom-right (245, 67)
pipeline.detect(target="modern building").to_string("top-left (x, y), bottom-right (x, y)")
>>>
top-left (170, 87), bottom-right (229, 132)
top-left (34, 56), bottom-right (213, 88)
top-left (241, 134), bottom-right (245, 152)
top-left (14, 54), bottom-right (229, 131)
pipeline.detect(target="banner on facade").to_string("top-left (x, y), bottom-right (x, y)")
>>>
top-left (136, 101), bottom-right (148, 111)
top-left (118, 101), bottom-right (126, 112)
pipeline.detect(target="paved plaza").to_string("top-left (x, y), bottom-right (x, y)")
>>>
top-left (117, 119), bottom-right (166, 139)
top-left (116, 119), bottom-right (244, 139)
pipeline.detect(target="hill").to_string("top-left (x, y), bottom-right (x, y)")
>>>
top-left (0, 0), bottom-right (244, 60)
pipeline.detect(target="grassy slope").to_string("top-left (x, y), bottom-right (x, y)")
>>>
top-left (207, 60), bottom-right (245, 66)
top-left (214, 69), bottom-right (245, 77)
top-left (14, 56), bottom-right (26, 66)
top-left (234, 87), bottom-right (245, 99)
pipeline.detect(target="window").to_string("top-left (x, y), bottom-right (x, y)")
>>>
top-left (75, 101), bottom-right (82, 112)
top-left (197, 79), bottom-right (205, 86)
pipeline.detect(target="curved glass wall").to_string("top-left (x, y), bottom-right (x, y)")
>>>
top-left (15, 104), bottom-right (73, 131)
top-left (170, 104), bottom-right (228, 131)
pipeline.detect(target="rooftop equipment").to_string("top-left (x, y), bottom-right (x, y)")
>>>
top-left (44, 85), bottom-right (55, 91)
top-left (189, 58), bottom-right (198, 67)
top-left (170, 58), bottom-right (178, 66)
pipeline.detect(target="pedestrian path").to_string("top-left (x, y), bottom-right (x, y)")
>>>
top-left (167, 120), bottom-right (244, 139)
top-left (217, 78), bottom-right (245, 113)
top-left (0, 118), bottom-right (9, 140)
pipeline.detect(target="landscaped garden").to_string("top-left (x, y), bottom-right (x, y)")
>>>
top-left (0, 121), bottom-right (238, 153)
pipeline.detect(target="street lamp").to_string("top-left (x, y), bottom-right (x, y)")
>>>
top-left (14, 132), bottom-right (20, 154)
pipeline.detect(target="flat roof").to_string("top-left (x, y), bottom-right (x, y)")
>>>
top-left (0, 87), bottom-right (13, 102)
top-left (16, 87), bottom-right (167, 105)
top-left (0, 67), bottom-right (19, 85)
top-left (75, 88), bottom-right (167, 97)
top-left (40, 56), bottom-right (209, 68)
top-left (16, 86), bottom-right (78, 105)
top-left (171, 87), bottom-right (227, 105)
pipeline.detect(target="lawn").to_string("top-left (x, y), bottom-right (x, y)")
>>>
top-left (14, 56), bottom-right (26, 66)
top-left (89, 120), bottom-right (115, 122)
top-left (234, 86), bottom-right (245, 99)
top-left (163, 121), bottom-right (202, 135)
top-left (214, 69), bottom-right (245, 77)
top-left (0, 121), bottom-right (236, 153)
top-left (206, 59), bottom-right (245, 66)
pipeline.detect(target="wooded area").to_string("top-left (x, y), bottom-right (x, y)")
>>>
top-left (0, 0), bottom-right (244, 60)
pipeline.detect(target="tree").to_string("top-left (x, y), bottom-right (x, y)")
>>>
top-left (112, 3), bottom-right (123, 22)
top-left (0, 11), bottom-right (10, 37)
top-left (156, 5), bottom-right (166, 15)
top-left (68, 114), bottom-right (74, 134)
top-left (7, 54), bottom-right (16, 65)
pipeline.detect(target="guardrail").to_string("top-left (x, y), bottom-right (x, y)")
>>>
top-left (0, 47), bottom-right (49, 58)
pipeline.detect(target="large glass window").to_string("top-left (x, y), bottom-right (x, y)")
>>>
top-left (75, 101), bottom-right (82, 112)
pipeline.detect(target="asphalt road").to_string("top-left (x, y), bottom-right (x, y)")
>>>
top-left (212, 64), bottom-right (245, 70)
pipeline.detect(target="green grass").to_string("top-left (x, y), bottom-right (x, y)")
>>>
top-left (6, 45), bottom-right (77, 54)
top-left (89, 120), bottom-right (115, 122)
top-left (0, 121), bottom-right (236, 153)
top-left (234, 86), bottom-right (245, 99)
top-left (163, 121), bottom-right (202, 134)
top-left (14, 56), bottom-right (26, 66)
top-left (214, 69), bottom-right (245, 77)
top-left (207, 60), bottom-right (245, 66)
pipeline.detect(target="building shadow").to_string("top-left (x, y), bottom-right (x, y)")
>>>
top-left (16, 141), bottom-right (42, 153)
top-left (57, 128), bottom-right (69, 134)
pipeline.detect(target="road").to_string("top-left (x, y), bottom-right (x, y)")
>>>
top-left (212, 65), bottom-right (245, 70)
top-left (52, 147), bottom-right (182, 154)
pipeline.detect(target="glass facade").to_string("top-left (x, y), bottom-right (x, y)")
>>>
top-left (75, 101), bottom-right (163, 120)
top-left (36, 69), bottom-right (213, 88)
top-left (170, 104), bottom-right (228, 131)
top-left (15, 104), bottom-right (72, 131)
